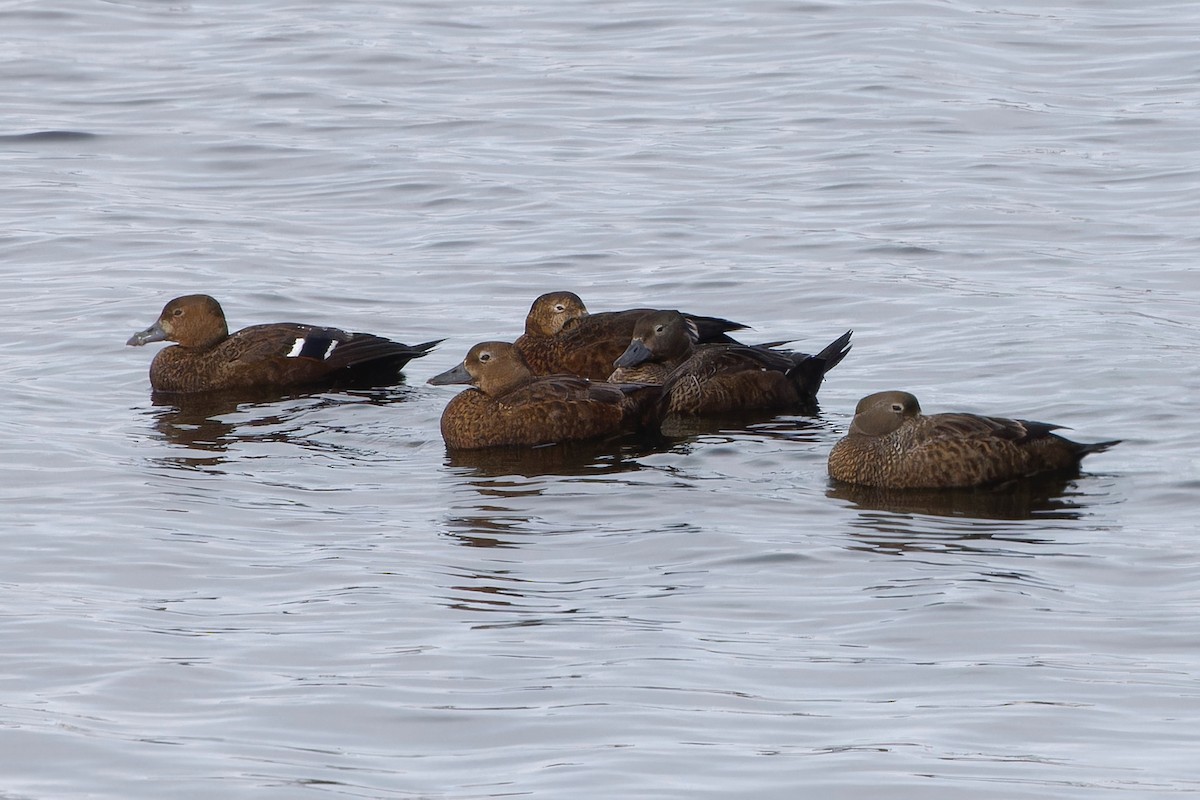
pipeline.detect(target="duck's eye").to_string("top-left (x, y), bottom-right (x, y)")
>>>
top-left (172, 308), bottom-right (184, 317)
top-left (891, 403), bottom-right (904, 413)
top-left (554, 304), bottom-right (566, 313)
top-left (478, 352), bottom-right (491, 363)
top-left (655, 325), bottom-right (665, 334)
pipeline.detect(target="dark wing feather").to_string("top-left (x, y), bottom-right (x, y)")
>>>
top-left (667, 344), bottom-right (794, 383)
top-left (223, 324), bottom-right (437, 388)
top-left (327, 332), bottom-right (441, 369)
top-left (221, 323), bottom-right (313, 363)
top-left (686, 314), bottom-right (751, 344)
top-left (926, 412), bottom-right (1062, 444)
top-left (496, 374), bottom-right (621, 406)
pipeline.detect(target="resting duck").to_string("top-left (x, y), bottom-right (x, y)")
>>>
top-left (428, 340), bottom-right (661, 449)
top-left (513, 290), bottom-right (749, 380)
top-left (611, 310), bottom-right (852, 415)
top-left (827, 390), bottom-right (1119, 488)
top-left (127, 294), bottom-right (440, 393)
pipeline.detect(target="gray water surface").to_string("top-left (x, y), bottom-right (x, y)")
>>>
top-left (3, 1), bottom-right (1199, 798)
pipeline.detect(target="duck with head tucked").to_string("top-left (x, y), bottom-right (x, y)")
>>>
top-left (611, 310), bottom-right (852, 416)
top-left (828, 390), bottom-right (1119, 489)
top-left (513, 290), bottom-right (749, 381)
top-left (428, 341), bottom-right (661, 449)
top-left (127, 294), bottom-right (441, 393)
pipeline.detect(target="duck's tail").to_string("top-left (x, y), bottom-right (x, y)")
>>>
top-left (336, 335), bottom-right (445, 386)
top-left (787, 330), bottom-right (853, 398)
top-left (1078, 439), bottom-right (1121, 458)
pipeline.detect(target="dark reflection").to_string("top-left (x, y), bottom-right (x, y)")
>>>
top-left (443, 569), bottom-right (532, 615)
top-left (843, 515), bottom-right (1059, 559)
top-left (831, 475), bottom-right (1115, 559)
top-left (443, 514), bottom-right (531, 548)
top-left (443, 434), bottom-right (666, 480)
top-left (436, 518), bottom-right (558, 626)
top-left (659, 407), bottom-right (825, 440)
top-left (443, 405), bottom-right (833, 480)
top-left (827, 474), bottom-right (1091, 522)
top-left (1, 130), bottom-right (98, 142)
top-left (438, 436), bottom-right (666, 553)
top-left (440, 412), bottom-right (833, 546)
top-left (141, 384), bottom-right (419, 467)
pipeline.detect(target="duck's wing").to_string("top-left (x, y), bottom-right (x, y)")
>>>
top-left (923, 412), bottom-right (1063, 445)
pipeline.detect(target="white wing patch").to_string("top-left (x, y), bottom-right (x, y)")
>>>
top-left (286, 335), bottom-right (338, 360)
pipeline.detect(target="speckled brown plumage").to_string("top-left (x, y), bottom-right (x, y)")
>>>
top-left (611, 310), bottom-right (852, 415)
top-left (827, 390), bottom-right (1119, 489)
top-left (127, 294), bottom-right (441, 393)
top-left (607, 360), bottom-right (676, 385)
top-left (428, 341), bottom-right (661, 449)
top-left (512, 291), bottom-right (748, 381)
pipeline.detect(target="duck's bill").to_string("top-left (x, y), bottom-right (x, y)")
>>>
top-left (614, 339), bottom-right (651, 368)
top-left (427, 362), bottom-right (472, 386)
top-left (126, 322), bottom-right (167, 347)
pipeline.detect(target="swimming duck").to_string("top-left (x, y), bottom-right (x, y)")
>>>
top-left (428, 340), bottom-right (661, 449)
top-left (611, 310), bottom-right (852, 415)
top-left (827, 390), bottom-right (1119, 488)
top-left (127, 294), bottom-right (441, 393)
top-left (513, 290), bottom-right (749, 380)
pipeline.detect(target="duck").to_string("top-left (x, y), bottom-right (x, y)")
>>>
top-left (127, 294), bottom-right (441, 393)
top-left (611, 310), bottom-right (852, 415)
top-left (827, 390), bottom-right (1119, 489)
top-left (512, 290), bottom-right (749, 381)
top-left (427, 341), bottom-right (661, 449)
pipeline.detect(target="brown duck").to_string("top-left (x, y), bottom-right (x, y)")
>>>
top-left (428, 341), bottom-right (661, 449)
top-left (611, 310), bottom-right (852, 415)
top-left (127, 294), bottom-right (441, 393)
top-left (828, 390), bottom-right (1119, 489)
top-left (512, 290), bottom-right (749, 380)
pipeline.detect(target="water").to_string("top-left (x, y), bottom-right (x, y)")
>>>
top-left (3, 0), bottom-right (1199, 797)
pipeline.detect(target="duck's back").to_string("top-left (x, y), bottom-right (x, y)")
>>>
top-left (660, 344), bottom-right (801, 415)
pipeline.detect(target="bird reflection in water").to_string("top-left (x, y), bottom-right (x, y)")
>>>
top-left (143, 386), bottom-right (421, 468)
top-left (659, 408), bottom-right (826, 441)
top-left (830, 473), bottom-right (1118, 558)
top-left (442, 435), bottom-right (662, 481)
top-left (440, 513), bottom-right (591, 628)
top-left (828, 473), bottom-right (1096, 522)
top-left (443, 514), bottom-right (530, 549)
top-left (438, 437), bottom-right (668, 626)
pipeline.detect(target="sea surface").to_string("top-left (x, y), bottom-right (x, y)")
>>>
top-left (3, 1), bottom-right (1199, 798)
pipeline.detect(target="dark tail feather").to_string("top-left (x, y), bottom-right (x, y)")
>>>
top-left (688, 314), bottom-right (751, 344)
top-left (340, 336), bottom-right (443, 367)
top-left (814, 329), bottom-right (853, 374)
top-left (337, 336), bottom-right (444, 386)
top-left (1078, 439), bottom-right (1121, 458)
top-left (787, 330), bottom-right (853, 398)
top-left (378, 337), bottom-right (444, 371)
top-left (407, 338), bottom-right (445, 358)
